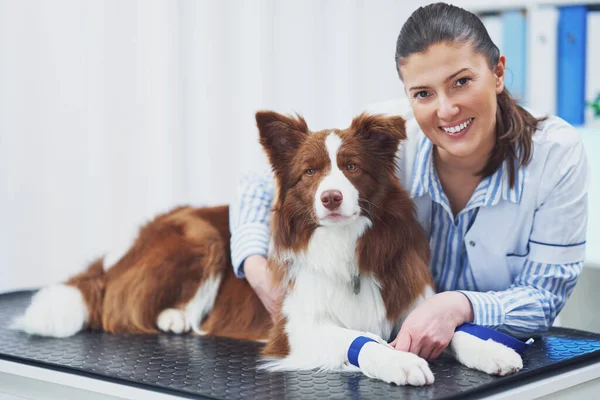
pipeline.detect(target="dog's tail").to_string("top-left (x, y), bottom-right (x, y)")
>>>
top-left (11, 259), bottom-right (106, 338)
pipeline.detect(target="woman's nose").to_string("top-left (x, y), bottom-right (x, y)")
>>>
top-left (436, 95), bottom-right (460, 121)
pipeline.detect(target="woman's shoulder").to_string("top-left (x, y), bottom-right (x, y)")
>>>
top-left (530, 109), bottom-right (583, 149)
top-left (528, 112), bottom-right (585, 183)
top-left (522, 109), bottom-right (589, 209)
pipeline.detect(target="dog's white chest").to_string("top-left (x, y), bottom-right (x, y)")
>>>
top-left (280, 217), bottom-right (393, 339)
top-left (286, 272), bottom-right (392, 338)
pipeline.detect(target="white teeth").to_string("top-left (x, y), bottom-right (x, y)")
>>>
top-left (442, 118), bottom-right (472, 134)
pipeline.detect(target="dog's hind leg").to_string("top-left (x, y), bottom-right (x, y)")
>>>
top-left (98, 206), bottom-right (230, 335)
top-left (153, 207), bottom-right (229, 335)
top-left (157, 240), bottom-right (225, 335)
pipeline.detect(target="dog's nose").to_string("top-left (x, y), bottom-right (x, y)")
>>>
top-left (321, 190), bottom-right (343, 210)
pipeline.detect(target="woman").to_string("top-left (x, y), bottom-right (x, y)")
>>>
top-left (229, 2), bottom-right (589, 361)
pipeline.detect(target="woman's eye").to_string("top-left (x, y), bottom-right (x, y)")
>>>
top-left (346, 163), bottom-right (357, 172)
top-left (305, 168), bottom-right (315, 176)
top-left (414, 90), bottom-right (430, 99)
top-left (456, 77), bottom-right (470, 87)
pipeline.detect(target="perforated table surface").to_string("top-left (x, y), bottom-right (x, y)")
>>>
top-left (1, 290), bottom-right (600, 399)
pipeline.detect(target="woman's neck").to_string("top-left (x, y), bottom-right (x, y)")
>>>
top-left (434, 130), bottom-right (496, 176)
top-left (434, 146), bottom-right (491, 176)
top-left (433, 142), bottom-right (495, 216)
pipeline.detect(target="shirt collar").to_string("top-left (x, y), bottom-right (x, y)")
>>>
top-left (409, 135), bottom-right (525, 208)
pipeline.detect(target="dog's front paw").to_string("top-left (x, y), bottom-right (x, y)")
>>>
top-left (156, 308), bottom-right (190, 334)
top-left (477, 340), bottom-right (523, 376)
top-left (452, 331), bottom-right (523, 376)
top-left (358, 343), bottom-right (434, 386)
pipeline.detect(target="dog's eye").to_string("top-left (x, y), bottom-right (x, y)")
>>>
top-left (305, 168), bottom-right (316, 176)
top-left (346, 163), bottom-right (357, 172)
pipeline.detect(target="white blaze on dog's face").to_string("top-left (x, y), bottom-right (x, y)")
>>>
top-left (256, 111), bottom-right (407, 250)
top-left (314, 133), bottom-right (361, 226)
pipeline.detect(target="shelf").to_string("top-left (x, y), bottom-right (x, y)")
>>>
top-left (453, 0), bottom-right (600, 13)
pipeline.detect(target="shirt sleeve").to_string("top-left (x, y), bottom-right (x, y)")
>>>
top-left (460, 133), bottom-right (589, 336)
top-left (527, 136), bottom-right (589, 264)
top-left (460, 261), bottom-right (583, 337)
top-left (229, 171), bottom-right (275, 278)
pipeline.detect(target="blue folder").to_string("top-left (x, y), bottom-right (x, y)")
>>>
top-left (557, 6), bottom-right (588, 126)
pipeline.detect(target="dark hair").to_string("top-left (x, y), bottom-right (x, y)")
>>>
top-left (395, 2), bottom-right (545, 188)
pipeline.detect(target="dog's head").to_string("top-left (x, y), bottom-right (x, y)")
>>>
top-left (256, 111), bottom-right (407, 251)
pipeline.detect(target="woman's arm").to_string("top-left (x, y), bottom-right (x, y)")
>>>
top-left (229, 171), bottom-right (284, 316)
top-left (229, 171), bottom-right (275, 277)
top-left (460, 261), bottom-right (583, 336)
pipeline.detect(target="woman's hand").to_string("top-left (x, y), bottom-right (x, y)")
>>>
top-left (243, 255), bottom-right (284, 318)
top-left (390, 291), bottom-right (474, 360)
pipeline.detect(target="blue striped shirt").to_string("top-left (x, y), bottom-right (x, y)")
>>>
top-left (409, 135), bottom-right (583, 336)
top-left (229, 134), bottom-right (584, 336)
top-left (229, 172), bottom-right (275, 274)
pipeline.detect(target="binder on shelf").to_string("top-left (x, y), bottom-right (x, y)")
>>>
top-left (501, 10), bottom-right (527, 105)
top-left (557, 5), bottom-right (588, 126)
top-left (527, 7), bottom-right (558, 116)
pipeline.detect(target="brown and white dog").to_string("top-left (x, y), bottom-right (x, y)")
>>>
top-left (12, 111), bottom-right (522, 385)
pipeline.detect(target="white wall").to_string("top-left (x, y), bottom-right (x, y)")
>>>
top-left (1, 0), bottom-right (597, 294)
top-left (0, 1), bottom-right (185, 292)
top-left (0, 0), bottom-right (430, 292)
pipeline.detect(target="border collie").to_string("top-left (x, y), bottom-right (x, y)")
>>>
top-left (13, 111), bottom-right (522, 385)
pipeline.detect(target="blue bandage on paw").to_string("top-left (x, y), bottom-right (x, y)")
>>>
top-left (455, 323), bottom-right (532, 354)
top-left (347, 336), bottom-right (377, 368)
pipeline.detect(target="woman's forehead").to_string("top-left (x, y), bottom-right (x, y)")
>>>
top-left (399, 42), bottom-right (488, 87)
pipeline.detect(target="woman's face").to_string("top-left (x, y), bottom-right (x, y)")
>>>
top-left (399, 42), bottom-right (505, 168)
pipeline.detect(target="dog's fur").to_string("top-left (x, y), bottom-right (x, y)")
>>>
top-left (12, 111), bottom-right (523, 385)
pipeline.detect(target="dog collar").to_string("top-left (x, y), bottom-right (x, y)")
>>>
top-left (352, 275), bottom-right (361, 295)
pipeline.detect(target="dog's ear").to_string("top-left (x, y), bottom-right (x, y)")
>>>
top-left (350, 113), bottom-right (406, 159)
top-left (256, 111), bottom-right (309, 174)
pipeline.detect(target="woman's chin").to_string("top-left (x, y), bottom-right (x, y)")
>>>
top-left (439, 139), bottom-right (478, 158)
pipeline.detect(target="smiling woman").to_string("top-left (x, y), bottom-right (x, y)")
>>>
top-left (231, 2), bottom-right (589, 363)
top-left (401, 44), bottom-right (499, 164)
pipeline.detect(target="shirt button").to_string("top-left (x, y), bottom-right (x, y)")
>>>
top-left (469, 241), bottom-right (476, 247)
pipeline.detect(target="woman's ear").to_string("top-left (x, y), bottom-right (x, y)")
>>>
top-left (494, 55), bottom-right (506, 94)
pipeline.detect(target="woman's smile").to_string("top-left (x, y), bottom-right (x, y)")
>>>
top-left (439, 117), bottom-right (474, 139)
